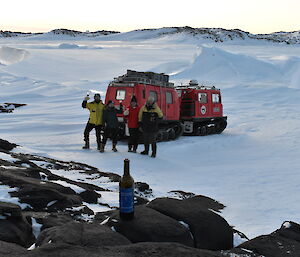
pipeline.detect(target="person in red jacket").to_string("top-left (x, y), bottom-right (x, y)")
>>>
top-left (124, 96), bottom-right (140, 153)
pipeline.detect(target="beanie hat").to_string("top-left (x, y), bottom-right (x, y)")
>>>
top-left (107, 100), bottom-right (114, 105)
top-left (94, 93), bottom-right (101, 98)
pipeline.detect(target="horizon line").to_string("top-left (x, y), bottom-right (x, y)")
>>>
top-left (1, 26), bottom-right (300, 36)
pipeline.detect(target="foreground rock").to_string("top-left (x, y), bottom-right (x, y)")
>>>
top-left (0, 167), bottom-right (83, 211)
top-left (98, 205), bottom-right (194, 247)
top-left (36, 221), bottom-right (131, 247)
top-left (0, 202), bottom-right (35, 248)
top-left (0, 240), bottom-right (27, 257)
top-left (28, 242), bottom-right (222, 257)
top-left (148, 196), bottom-right (233, 250)
top-left (236, 221), bottom-right (300, 257)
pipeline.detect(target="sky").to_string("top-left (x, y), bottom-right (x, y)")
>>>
top-left (1, 0), bottom-right (300, 34)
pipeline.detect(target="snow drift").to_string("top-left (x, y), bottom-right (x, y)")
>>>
top-left (173, 47), bottom-right (282, 84)
top-left (0, 46), bottom-right (29, 65)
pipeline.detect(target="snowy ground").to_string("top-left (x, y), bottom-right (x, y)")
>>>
top-left (1, 33), bottom-right (300, 239)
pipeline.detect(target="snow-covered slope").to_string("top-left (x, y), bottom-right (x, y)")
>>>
top-left (1, 32), bottom-right (300, 239)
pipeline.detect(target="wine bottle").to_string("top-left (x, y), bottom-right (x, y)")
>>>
top-left (119, 159), bottom-right (134, 220)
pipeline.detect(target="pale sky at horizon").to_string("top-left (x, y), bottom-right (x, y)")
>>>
top-left (1, 0), bottom-right (299, 34)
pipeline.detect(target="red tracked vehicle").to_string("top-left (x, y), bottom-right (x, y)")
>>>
top-left (104, 70), bottom-right (227, 141)
top-left (176, 80), bottom-right (227, 136)
top-left (105, 70), bottom-right (184, 141)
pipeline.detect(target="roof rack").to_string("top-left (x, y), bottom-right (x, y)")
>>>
top-left (176, 85), bottom-right (219, 90)
top-left (175, 80), bottom-right (219, 90)
top-left (111, 70), bottom-right (174, 88)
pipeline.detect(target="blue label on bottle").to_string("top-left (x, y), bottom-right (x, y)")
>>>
top-left (120, 188), bottom-right (134, 213)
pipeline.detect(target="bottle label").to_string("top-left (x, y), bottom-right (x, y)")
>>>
top-left (120, 188), bottom-right (134, 213)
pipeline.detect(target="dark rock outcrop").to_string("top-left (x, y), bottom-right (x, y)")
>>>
top-left (0, 202), bottom-right (35, 248)
top-left (0, 139), bottom-right (17, 151)
top-left (236, 221), bottom-right (300, 257)
top-left (79, 190), bottom-right (100, 204)
top-left (102, 205), bottom-right (194, 247)
top-left (27, 242), bottom-right (222, 257)
top-left (148, 196), bottom-right (233, 250)
top-left (37, 213), bottom-right (74, 231)
top-left (0, 169), bottom-right (82, 211)
top-left (36, 221), bottom-right (131, 247)
top-left (0, 240), bottom-right (27, 257)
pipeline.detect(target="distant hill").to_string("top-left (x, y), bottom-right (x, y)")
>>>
top-left (1, 27), bottom-right (300, 44)
top-left (160, 27), bottom-right (300, 44)
top-left (0, 28), bottom-right (119, 38)
top-left (0, 31), bottom-right (41, 37)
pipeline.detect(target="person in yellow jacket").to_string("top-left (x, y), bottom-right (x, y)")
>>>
top-left (82, 93), bottom-right (105, 150)
top-left (138, 96), bottom-right (163, 158)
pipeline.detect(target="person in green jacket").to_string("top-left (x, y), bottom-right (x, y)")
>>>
top-left (82, 93), bottom-right (105, 150)
top-left (101, 100), bottom-right (123, 152)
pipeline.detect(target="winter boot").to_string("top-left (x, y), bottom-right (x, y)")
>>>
top-left (99, 143), bottom-right (105, 153)
top-left (128, 144), bottom-right (133, 152)
top-left (112, 143), bottom-right (118, 152)
top-left (140, 144), bottom-right (149, 155)
top-left (82, 140), bottom-right (90, 149)
top-left (151, 143), bottom-right (157, 158)
top-left (133, 145), bottom-right (138, 153)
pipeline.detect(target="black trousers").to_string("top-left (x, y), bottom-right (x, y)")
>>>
top-left (143, 132), bottom-right (157, 154)
top-left (103, 127), bottom-right (119, 145)
top-left (128, 128), bottom-right (139, 147)
top-left (84, 123), bottom-right (103, 146)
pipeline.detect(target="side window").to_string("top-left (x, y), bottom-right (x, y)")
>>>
top-left (176, 89), bottom-right (182, 97)
top-left (116, 90), bottom-right (126, 100)
top-left (166, 91), bottom-right (173, 104)
top-left (212, 94), bottom-right (220, 103)
top-left (149, 91), bottom-right (158, 102)
top-left (198, 93), bottom-right (207, 103)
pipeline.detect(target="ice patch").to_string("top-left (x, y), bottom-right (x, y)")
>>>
top-left (27, 243), bottom-right (36, 251)
top-left (0, 46), bottom-right (29, 65)
top-left (233, 232), bottom-right (248, 247)
top-left (31, 218), bottom-right (42, 238)
top-left (50, 180), bottom-right (85, 193)
top-left (0, 152), bottom-right (19, 162)
top-left (0, 184), bottom-right (30, 209)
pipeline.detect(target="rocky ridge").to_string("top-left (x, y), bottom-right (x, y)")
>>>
top-left (161, 26), bottom-right (300, 44)
top-left (1, 26), bottom-right (300, 44)
top-left (0, 29), bottom-right (119, 38)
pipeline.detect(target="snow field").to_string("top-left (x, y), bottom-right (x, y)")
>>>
top-left (0, 34), bottom-right (300, 238)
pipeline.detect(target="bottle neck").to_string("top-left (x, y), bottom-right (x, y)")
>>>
top-left (124, 159), bottom-right (130, 176)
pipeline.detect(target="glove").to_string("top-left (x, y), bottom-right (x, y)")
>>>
top-left (123, 109), bottom-right (129, 116)
top-left (84, 96), bottom-right (90, 101)
top-left (138, 122), bottom-right (143, 132)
